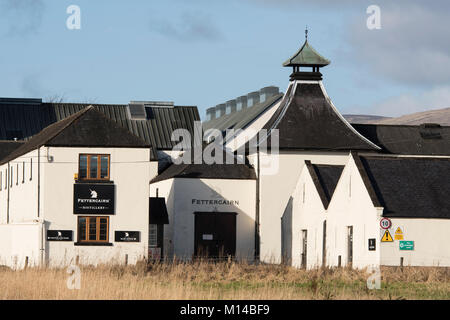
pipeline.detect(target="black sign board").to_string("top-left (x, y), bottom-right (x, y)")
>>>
top-left (74, 184), bottom-right (115, 214)
top-left (115, 231), bottom-right (140, 242)
top-left (47, 230), bottom-right (73, 241)
top-left (368, 238), bottom-right (376, 251)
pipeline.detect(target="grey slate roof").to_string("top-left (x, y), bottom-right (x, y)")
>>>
top-left (263, 83), bottom-right (380, 151)
top-left (0, 107), bottom-right (150, 166)
top-left (358, 155), bottom-right (450, 219)
top-left (151, 145), bottom-right (256, 183)
top-left (305, 161), bottom-right (344, 209)
top-left (0, 99), bottom-right (199, 151)
top-left (352, 123), bottom-right (450, 156)
top-left (0, 141), bottom-right (25, 162)
top-left (203, 94), bottom-right (283, 132)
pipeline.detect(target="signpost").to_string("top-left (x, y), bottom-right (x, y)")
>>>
top-left (399, 240), bottom-right (414, 251)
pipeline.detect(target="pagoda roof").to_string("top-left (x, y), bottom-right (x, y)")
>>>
top-left (283, 40), bottom-right (330, 67)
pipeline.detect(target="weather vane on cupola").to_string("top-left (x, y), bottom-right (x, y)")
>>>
top-left (282, 26), bottom-right (331, 81)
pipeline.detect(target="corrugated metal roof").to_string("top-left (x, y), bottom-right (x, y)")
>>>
top-left (0, 107), bottom-right (152, 166)
top-left (203, 93), bottom-right (283, 132)
top-left (0, 100), bottom-right (200, 152)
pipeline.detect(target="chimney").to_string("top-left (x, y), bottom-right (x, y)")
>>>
top-left (225, 100), bottom-right (237, 114)
top-left (259, 86), bottom-right (279, 103)
top-left (206, 107), bottom-right (216, 121)
top-left (215, 103), bottom-right (226, 118)
top-left (247, 91), bottom-right (260, 107)
top-left (236, 96), bottom-right (248, 111)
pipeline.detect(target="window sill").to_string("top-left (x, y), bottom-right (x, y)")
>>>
top-left (75, 180), bottom-right (114, 184)
top-left (74, 242), bottom-right (113, 246)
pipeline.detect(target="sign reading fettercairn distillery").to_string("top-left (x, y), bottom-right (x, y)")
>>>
top-left (74, 184), bottom-right (115, 214)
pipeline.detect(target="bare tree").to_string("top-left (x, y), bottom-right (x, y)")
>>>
top-left (44, 93), bottom-right (67, 103)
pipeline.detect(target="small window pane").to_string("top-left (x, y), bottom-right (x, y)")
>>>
top-left (89, 218), bottom-right (97, 241)
top-left (79, 155), bottom-right (87, 178)
top-left (99, 218), bottom-right (108, 241)
top-left (79, 218), bottom-right (87, 241)
top-left (149, 224), bottom-right (158, 247)
top-left (90, 156), bottom-right (98, 179)
top-left (100, 156), bottom-right (109, 179)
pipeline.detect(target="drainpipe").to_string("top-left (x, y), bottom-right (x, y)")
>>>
top-left (38, 148), bottom-right (45, 267)
top-left (255, 148), bottom-right (260, 262)
top-left (38, 148), bottom-right (40, 218)
top-left (6, 162), bottom-right (10, 224)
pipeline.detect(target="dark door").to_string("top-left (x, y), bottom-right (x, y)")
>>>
top-left (194, 212), bottom-right (236, 259)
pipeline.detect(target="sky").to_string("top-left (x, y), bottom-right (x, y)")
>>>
top-left (0, 0), bottom-right (449, 120)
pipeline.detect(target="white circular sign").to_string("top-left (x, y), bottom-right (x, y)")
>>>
top-left (380, 218), bottom-right (392, 230)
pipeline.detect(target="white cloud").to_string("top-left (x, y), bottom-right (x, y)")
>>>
top-left (366, 86), bottom-right (450, 117)
top-left (346, 3), bottom-right (450, 86)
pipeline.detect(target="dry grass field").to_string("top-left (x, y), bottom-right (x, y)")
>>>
top-left (0, 260), bottom-right (449, 300)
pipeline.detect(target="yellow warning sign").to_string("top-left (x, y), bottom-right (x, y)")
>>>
top-left (394, 227), bottom-right (404, 240)
top-left (381, 230), bottom-right (393, 242)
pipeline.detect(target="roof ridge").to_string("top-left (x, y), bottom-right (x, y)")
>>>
top-left (305, 160), bottom-right (330, 209)
top-left (43, 106), bottom-right (94, 144)
top-left (0, 107), bottom-right (92, 165)
top-left (351, 152), bottom-right (383, 208)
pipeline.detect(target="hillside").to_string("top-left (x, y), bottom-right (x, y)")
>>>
top-left (343, 114), bottom-right (391, 124)
top-left (345, 107), bottom-right (450, 126)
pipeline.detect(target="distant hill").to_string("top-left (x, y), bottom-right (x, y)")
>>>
top-left (343, 114), bottom-right (391, 124)
top-left (345, 107), bottom-right (450, 126)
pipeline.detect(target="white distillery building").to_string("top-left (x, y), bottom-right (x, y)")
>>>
top-left (1, 37), bottom-right (449, 269)
top-left (150, 150), bottom-right (257, 261)
top-left (203, 37), bottom-right (450, 268)
top-left (0, 107), bottom-right (157, 268)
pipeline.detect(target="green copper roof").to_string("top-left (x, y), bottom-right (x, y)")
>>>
top-left (283, 40), bottom-right (330, 67)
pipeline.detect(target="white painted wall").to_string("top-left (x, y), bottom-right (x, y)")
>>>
top-left (0, 149), bottom-right (42, 268)
top-left (0, 223), bottom-right (41, 269)
top-left (42, 147), bottom-right (156, 267)
top-left (291, 164), bottom-right (327, 269)
top-left (326, 155), bottom-right (381, 269)
top-left (254, 150), bottom-right (349, 264)
top-left (0, 146), bottom-right (157, 268)
top-left (151, 178), bottom-right (256, 261)
top-left (0, 149), bottom-right (40, 224)
top-left (380, 219), bottom-right (450, 267)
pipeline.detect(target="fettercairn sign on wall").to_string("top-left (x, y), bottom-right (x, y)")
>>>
top-left (74, 184), bottom-right (115, 214)
top-left (191, 199), bottom-right (240, 206)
